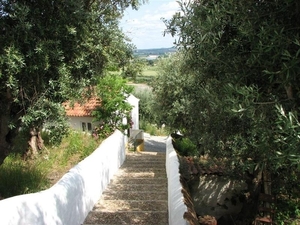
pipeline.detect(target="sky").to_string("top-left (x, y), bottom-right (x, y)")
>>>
top-left (120, 0), bottom-right (182, 49)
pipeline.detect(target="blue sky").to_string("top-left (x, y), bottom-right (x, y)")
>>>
top-left (120, 0), bottom-right (182, 49)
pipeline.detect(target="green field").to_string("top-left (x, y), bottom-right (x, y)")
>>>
top-left (142, 65), bottom-right (158, 76)
top-left (108, 65), bottom-right (159, 84)
top-left (135, 65), bottom-right (158, 83)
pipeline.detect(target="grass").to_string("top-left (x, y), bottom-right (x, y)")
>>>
top-left (142, 65), bottom-right (158, 77)
top-left (0, 154), bottom-right (49, 198)
top-left (108, 65), bottom-right (159, 84)
top-left (135, 65), bottom-right (158, 84)
top-left (0, 130), bottom-right (101, 199)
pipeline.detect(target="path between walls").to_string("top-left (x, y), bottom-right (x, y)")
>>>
top-left (83, 134), bottom-right (169, 225)
top-left (0, 133), bottom-right (188, 225)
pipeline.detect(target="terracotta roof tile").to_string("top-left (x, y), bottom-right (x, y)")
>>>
top-left (179, 156), bottom-right (225, 180)
top-left (63, 97), bottom-right (101, 117)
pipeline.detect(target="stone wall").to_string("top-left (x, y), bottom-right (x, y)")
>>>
top-left (190, 175), bottom-right (247, 220)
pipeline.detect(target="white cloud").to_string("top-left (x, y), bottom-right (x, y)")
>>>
top-left (120, 0), bottom-right (181, 49)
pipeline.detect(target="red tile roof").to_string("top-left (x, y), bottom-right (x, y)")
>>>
top-left (63, 97), bottom-right (101, 117)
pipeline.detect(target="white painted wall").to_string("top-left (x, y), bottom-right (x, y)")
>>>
top-left (0, 130), bottom-right (126, 225)
top-left (127, 94), bottom-right (139, 130)
top-left (166, 136), bottom-right (189, 225)
top-left (68, 116), bottom-right (99, 132)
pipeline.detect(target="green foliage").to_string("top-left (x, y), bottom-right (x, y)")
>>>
top-left (154, 0), bottom-right (300, 205)
top-left (92, 74), bottom-right (133, 138)
top-left (0, 130), bottom-right (100, 199)
top-left (161, 0), bottom-right (300, 177)
top-left (172, 137), bottom-right (198, 157)
top-left (122, 57), bottom-right (146, 81)
top-left (133, 88), bottom-right (169, 136)
top-left (139, 119), bottom-right (168, 136)
top-left (152, 52), bottom-right (192, 131)
top-left (61, 131), bottom-right (99, 163)
top-left (142, 65), bottom-right (158, 76)
top-left (0, 0), bottom-right (144, 156)
top-left (133, 88), bottom-right (156, 124)
top-left (22, 98), bottom-right (69, 146)
top-left (0, 154), bottom-right (49, 198)
top-left (134, 65), bottom-right (159, 83)
top-left (276, 198), bottom-right (300, 225)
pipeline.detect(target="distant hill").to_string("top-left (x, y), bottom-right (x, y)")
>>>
top-left (134, 47), bottom-right (177, 57)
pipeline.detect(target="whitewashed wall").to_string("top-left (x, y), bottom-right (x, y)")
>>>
top-left (0, 130), bottom-right (126, 225)
top-left (166, 136), bottom-right (189, 225)
top-left (68, 116), bottom-right (99, 131)
top-left (127, 94), bottom-right (139, 130)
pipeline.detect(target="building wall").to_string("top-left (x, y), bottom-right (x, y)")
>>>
top-left (68, 116), bottom-right (99, 133)
top-left (127, 94), bottom-right (139, 130)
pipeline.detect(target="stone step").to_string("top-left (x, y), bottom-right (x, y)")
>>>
top-left (126, 153), bottom-right (165, 158)
top-left (116, 167), bottom-right (166, 173)
top-left (121, 164), bottom-right (165, 170)
top-left (127, 151), bottom-right (165, 156)
top-left (124, 159), bottom-right (165, 163)
top-left (123, 159), bottom-right (165, 164)
top-left (92, 199), bottom-right (167, 212)
top-left (122, 163), bottom-right (165, 169)
top-left (110, 177), bottom-right (167, 185)
top-left (83, 149), bottom-right (168, 225)
top-left (113, 171), bottom-right (166, 179)
top-left (125, 158), bottom-right (165, 164)
top-left (84, 211), bottom-right (168, 225)
top-left (102, 191), bottom-right (167, 201)
top-left (106, 183), bottom-right (167, 192)
top-left (126, 152), bottom-right (165, 160)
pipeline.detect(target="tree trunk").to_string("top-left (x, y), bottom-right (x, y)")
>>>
top-left (236, 167), bottom-right (263, 222)
top-left (28, 127), bottom-right (44, 157)
top-left (0, 114), bottom-right (10, 163)
top-left (263, 169), bottom-right (272, 195)
top-left (0, 88), bottom-right (15, 163)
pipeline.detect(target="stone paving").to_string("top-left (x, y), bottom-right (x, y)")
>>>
top-left (83, 135), bottom-right (168, 225)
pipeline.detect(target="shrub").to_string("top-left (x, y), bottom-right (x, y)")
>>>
top-left (172, 136), bottom-right (198, 156)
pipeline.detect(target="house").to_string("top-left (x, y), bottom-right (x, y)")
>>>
top-left (63, 94), bottom-right (139, 133)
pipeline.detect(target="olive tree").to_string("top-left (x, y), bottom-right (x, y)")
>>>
top-left (156, 0), bottom-right (300, 213)
top-left (0, 0), bottom-right (146, 159)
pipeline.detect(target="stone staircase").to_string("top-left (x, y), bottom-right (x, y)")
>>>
top-left (83, 151), bottom-right (168, 225)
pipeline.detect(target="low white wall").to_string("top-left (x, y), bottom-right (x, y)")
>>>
top-left (166, 136), bottom-right (189, 225)
top-left (0, 130), bottom-right (126, 225)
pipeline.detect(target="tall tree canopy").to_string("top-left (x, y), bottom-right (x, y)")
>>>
top-left (0, 0), bottom-right (145, 159)
top-left (154, 0), bottom-right (300, 209)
